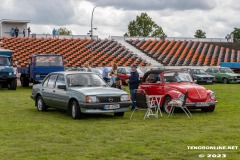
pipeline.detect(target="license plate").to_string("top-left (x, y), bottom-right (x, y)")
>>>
top-left (103, 104), bottom-right (120, 110)
top-left (207, 80), bottom-right (212, 83)
top-left (195, 102), bottom-right (209, 107)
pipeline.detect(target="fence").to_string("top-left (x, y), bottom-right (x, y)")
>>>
top-left (111, 36), bottom-right (229, 42)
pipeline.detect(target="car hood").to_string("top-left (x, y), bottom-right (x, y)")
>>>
top-left (193, 74), bottom-right (214, 78)
top-left (223, 73), bottom-right (240, 76)
top-left (167, 83), bottom-right (209, 101)
top-left (70, 87), bottom-right (128, 96)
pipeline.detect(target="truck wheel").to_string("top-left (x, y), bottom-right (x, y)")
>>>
top-left (37, 96), bottom-right (47, 111)
top-left (21, 77), bottom-right (29, 87)
top-left (8, 79), bottom-right (17, 90)
top-left (71, 100), bottom-right (82, 119)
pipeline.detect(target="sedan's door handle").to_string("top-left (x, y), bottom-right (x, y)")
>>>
top-left (53, 90), bottom-right (55, 92)
top-left (42, 89), bottom-right (44, 91)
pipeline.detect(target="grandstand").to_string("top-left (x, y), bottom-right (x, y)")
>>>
top-left (0, 36), bottom-right (239, 68)
top-left (126, 39), bottom-right (240, 66)
top-left (0, 37), bottom-right (149, 67)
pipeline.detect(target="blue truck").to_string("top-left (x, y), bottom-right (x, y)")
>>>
top-left (18, 54), bottom-right (65, 87)
top-left (0, 49), bottom-right (17, 90)
top-left (220, 62), bottom-right (240, 73)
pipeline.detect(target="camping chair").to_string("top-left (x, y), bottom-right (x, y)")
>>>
top-left (168, 90), bottom-right (192, 118)
top-left (130, 89), bottom-right (162, 120)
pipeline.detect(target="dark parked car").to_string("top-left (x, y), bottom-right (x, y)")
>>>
top-left (181, 68), bottom-right (215, 84)
top-left (30, 72), bottom-right (131, 119)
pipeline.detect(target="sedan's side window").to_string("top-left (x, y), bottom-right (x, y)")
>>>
top-left (55, 75), bottom-right (65, 89)
top-left (43, 76), bottom-right (50, 87)
top-left (213, 68), bottom-right (219, 73)
top-left (47, 75), bottom-right (57, 88)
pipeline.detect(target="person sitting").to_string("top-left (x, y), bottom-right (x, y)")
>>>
top-left (111, 77), bottom-right (125, 90)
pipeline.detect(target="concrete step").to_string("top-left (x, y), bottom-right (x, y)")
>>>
top-left (117, 40), bottom-right (161, 66)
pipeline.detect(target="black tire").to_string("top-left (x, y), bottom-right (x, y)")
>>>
top-left (223, 78), bottom-right (228, 84)
top-left (71, 101), bottom-right (82, 119)
top-left (8, 79), bottom-right (17, 90)
top-left (36, 96), bottom-right (47, 111)
top-left (201, 106), bottom-right (215, 112)
top-left (114, 112), bottom-right (124, 117)
top-left (163, 96), bottom-right (172, 114)
top-left (21, 76), bottom-right (29, 87)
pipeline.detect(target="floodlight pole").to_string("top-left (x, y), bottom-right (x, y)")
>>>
top-left (90, 6), bottom-right (97, 67)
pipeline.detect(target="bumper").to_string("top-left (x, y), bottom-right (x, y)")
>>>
top-left (197, 80), bottom-right (215, 84)
top-left (0, 76), bottom-right (17, 82)
top-left (229, 79), bottom-right (240, 83)
top-left (78, 101), bottom-right (131, 114)
top-left (185, 101), bottom-right (218, 108)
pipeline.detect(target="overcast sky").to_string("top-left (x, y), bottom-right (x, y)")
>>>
top-left (0, 0), bottom-right (239, 38)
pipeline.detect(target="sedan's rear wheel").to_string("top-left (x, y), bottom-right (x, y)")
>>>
top-left (71, 101), bottom-right (82, 119)
top-left (37, 96), bottom-right (47, 111)
top-left (163, 96), bottom-right (172, 114)
top-left (223, 78), bottom-right (228, 84)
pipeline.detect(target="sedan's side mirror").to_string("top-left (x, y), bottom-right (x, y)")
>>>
top-left (58, 85), bottom-right (66, 90)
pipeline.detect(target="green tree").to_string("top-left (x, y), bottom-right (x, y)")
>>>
top-left (231, 28), bottom-right (240, 42)
top-left (124, 13), bottom-right (167, 37)
top-left (57, 27), bottom-right (72, 35)
top-left (194, 29), bottom-right (206, 38)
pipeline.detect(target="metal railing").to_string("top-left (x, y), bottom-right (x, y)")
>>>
top-left (3, 32), bottom-right (98, 39)
top-left (111, 36), bottom-right (229, 42)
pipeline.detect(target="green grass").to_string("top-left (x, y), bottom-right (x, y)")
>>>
top-left (0, 84), bottom-right (239, 160)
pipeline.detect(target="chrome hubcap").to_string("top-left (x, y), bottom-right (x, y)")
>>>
top-left (38, 99), bottom-right (43, 110)
top-left (72, 103), bottom-right (76, 117)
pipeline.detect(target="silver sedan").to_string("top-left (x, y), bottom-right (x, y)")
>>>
top-left (30, 71), bottom-right (131, 119)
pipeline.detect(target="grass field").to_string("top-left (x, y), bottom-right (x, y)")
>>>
top-left (0, 84), bottom-right (239, 160)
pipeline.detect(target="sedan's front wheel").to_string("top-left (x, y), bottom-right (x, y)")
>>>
top-left (37, 96), bottom-right (47, 111)
top-left (71, 101), bottom-right (82, 119)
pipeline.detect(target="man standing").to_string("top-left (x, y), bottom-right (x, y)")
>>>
top-left (14, 27), bottom-right (19, 38)
top-left (102, 62), bottom-right (109, 83)
top-left (52, 28), bottom-right (57, 38)
top-left (23, 29), bottom-right (26, 38)
top-left (126, 65), bottom-right (139, 110)
top-left (27, 27), bottom-right (31, 37)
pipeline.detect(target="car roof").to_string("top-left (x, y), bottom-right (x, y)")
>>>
top-left (50, 71), bottom-right (96, 75)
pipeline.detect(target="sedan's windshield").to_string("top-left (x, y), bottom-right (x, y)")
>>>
top-left (164, 71), bottom-right (193, 83)
top-left (192, 69), bottom-right (207, 75)
top-left (0, 57), bottom-right (11, 66)
top-left (219, 68), bottom-right (234, 74)
top-left (35, 56), bottom-right (63, 67)
top-left (67, 73), bottom-right (107, 87)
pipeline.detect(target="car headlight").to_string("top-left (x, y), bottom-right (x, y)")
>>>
top-left (121, 95), bottom-right (129, 101)
top-left (36, 74), bottom-right (40, 78)
top-left (210, 92), bottom-right (216, 99)
top-left (178, 93), bottom-right (185, 101)
top-left (86, 96), bottom-right (99, 103)
top-left (9, 72), bottom-right (13, 76)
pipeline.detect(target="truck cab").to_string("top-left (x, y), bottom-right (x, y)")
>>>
top-left (19, 54), bottom-right (64, 87)
top-left (0, 49), bottom-right (17, 90)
